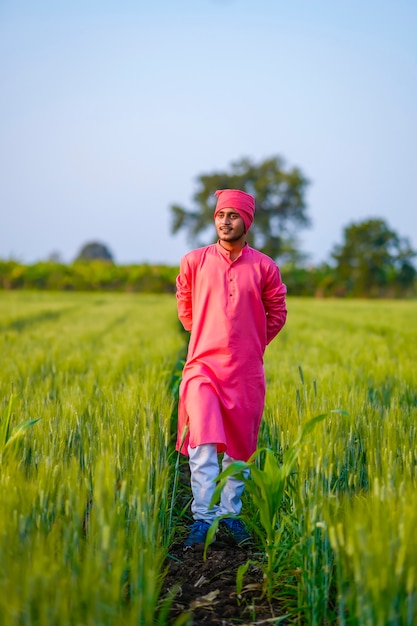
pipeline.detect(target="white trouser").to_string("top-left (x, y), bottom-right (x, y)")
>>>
top-left (188, 443), bottom-right (250, 523)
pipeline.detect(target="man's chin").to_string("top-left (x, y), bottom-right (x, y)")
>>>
top-left (218, 233), bottom-right (242, 243)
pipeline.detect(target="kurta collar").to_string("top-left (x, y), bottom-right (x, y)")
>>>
top-left (216, 241), bottom-right (248, 262)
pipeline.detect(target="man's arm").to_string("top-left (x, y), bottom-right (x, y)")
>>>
top-left (176, 255), bottom-right (193, 331)
top-left (262, 263), bottom-right (287, 344)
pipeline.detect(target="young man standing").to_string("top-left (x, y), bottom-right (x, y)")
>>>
top-left (176, 189), bottom-right (287, 548)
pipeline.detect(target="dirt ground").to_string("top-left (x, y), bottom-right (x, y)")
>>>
top-left (163, 531), bottom-right (290, 625)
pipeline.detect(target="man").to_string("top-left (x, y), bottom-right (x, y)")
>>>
top-left (176, 189), bottom-right (287, 548)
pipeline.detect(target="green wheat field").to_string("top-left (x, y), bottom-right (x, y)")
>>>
top-left (1, 291), bottom-right (416, 625)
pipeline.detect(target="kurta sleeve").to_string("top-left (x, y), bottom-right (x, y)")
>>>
top-left (262, 262), bottom-right (287, 344)
top-left (176, 255), bottom-right (193, 331)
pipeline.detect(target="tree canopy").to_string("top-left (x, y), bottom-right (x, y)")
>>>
top-left (75, 241), bottom-right (114, 263)
top-left (170, 155), bottom-right (310, 262)
top-left (331, 219), bottom-right (416, 296)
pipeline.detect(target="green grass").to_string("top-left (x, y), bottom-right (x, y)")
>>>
top-left (0, 293), bottom-right (416, 625)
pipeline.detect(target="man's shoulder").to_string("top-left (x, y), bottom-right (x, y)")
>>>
top-left (182, 244), bottom-right (216, 263)
top-left (245, 246), bottom-right (278, 268)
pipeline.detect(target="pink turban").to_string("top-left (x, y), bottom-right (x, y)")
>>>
top-left (214, 189), bottom-right (255, 232)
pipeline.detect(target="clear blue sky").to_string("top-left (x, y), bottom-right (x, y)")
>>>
top-left (1, 0), bottom-right (416, 266)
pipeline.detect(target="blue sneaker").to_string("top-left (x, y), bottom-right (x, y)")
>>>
top-left (219, 518), bottom-right (250, 544)
top-left (183, 520), bottom-right (211, 548)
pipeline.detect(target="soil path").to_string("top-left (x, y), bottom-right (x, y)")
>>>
top-left (163, 535), bottom-right (290, 625)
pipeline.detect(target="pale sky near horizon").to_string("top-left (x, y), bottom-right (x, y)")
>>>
top-left (1, 0), bottom-right (416, 266)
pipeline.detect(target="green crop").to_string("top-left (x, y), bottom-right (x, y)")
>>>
top-left (262, 297), bottom-right (417, 624)
top-left (0, 292), bottom-right (184, 626)
top-left (1, 293), bottom-right (416, 625)
top-left (0, 393), bottom-right (41, 462)
top-left (207, 412), bottom-right (343, 603)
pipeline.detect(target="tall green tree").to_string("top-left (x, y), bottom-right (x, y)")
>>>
top-left (331, 219), bottom-right (416, 297)
top-left (170, 155), bottom-right (310, 262)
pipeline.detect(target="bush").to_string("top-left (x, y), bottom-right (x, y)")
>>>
top-left (0, 261), bottom-right (178, 294)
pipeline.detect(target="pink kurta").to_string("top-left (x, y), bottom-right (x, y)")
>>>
top-left (176, 242), bottom-right (287, 461)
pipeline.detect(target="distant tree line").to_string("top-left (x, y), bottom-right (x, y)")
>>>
top-left (1, 156), bottom-right (415, 297)
top-left (0, 260), bottom-right (178, 294)
top-left (0, 253), bottom-right (415, 297)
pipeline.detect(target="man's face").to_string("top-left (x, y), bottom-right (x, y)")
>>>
top-left (215, 208), bottom-right (245, 242)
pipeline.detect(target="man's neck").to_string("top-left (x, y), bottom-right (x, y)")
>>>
top-left (218, 239), bottom-right (246, 261)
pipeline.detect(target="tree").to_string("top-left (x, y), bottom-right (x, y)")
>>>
top-left (170, 155), bottom-right (310, 262)
top-left (331, 219), bottom-right (416, 297)
top-left (75, 241), bottom-right (114, 263)
top-left (47, 251), bottom-right (63, 263)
